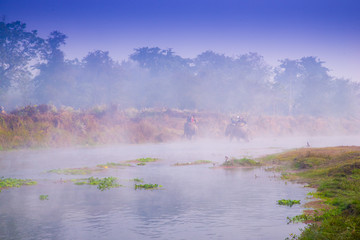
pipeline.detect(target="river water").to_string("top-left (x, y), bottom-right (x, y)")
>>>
top-left (1, 136), bottom-right (359, 240)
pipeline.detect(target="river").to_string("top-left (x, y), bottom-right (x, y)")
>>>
top-left (1, 136), bottom-right (359, 240)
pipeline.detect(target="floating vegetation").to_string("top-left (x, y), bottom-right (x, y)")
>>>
top-left (132, 178), bottom-right (144, 182)
top-left (75, 177), bottom-right (121, 191)
top-left (125, 157), bottom-right (158, 166)
top-left (277, 199), bottom-right (301, 207)
top-left (39, 195), bottom-right (49, 200)
top-left (138, 157), bottom-right (157, 162)
top-left (96, 162), bottom-right (131, 168)
top-left (174, 160), bottom-right (213, 166)
top-left (135, 183), bottom-right (162, 190)
top-left (0, 177), bottom-right (37, 192)
top-left (48, 167), bottom-right (104, 175)
top-left (222, 157), bottom-right (261, 167)
top-left (133, 157), bottom-right (158, 163)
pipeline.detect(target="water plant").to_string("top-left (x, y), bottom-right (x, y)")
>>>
top-left (48, 167), bottom-right (103, 175)
top-left (136, 157), bottom-right (158, 163)
top-left (132, 178), bottom-right (144, 182)
top-left (97, 162), bottom-right (131, 168)
top-left (134, 183), bottom-right (162, 190)
top-left (0, 177), bottom-right (37, 192)
top-left (75, 176), bottom-right (121, 191)
top-left (39, 195), bottom-right (49, 200)
top-left (277, 199), bottom-right (301, 207)
top-left (137, 162), bottom-right (146, 166)
top-left (174, 160), bottom-right (213, 166)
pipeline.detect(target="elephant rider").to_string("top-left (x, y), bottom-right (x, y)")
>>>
top-left (231, 116), bottom-right (246, 126)
top-left (187, 115), bottom-right (197, 124)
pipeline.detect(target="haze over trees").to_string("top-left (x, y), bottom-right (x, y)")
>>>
top-left (1, 20), bottom-right (359, 116)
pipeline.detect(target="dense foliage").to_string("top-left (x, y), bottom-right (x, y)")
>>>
top-left (1, 20), bottom-right (359, 116)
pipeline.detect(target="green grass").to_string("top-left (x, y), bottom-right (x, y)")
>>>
top-left (222, 157), bottom-right (261, 167)
top-left (0, 177), bottom-right (37, 192)
top-left (260, 146), bottom-right (360, 239)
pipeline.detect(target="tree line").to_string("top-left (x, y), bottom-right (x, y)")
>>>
top-left (1, 20), bottom-right (359, 116)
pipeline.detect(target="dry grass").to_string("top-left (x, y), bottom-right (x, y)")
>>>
top-left (1, 105), bottom-right (360, 149)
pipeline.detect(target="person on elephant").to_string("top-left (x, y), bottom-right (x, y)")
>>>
top-left (187, 115), bottom-right (197, 124)
top-left (232, 116), bottom-right (246, 126)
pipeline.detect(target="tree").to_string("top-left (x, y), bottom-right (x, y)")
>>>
top-left (33, 31), bottom-right (69, 105)
top-left (273, 58), bottom-right (305, 115)
top-left (129, 47), bottom-right (194, 108)
top-left (273, 57), bottom-right (349, 116)
top-left (130, 47), bottom-right (190, 73)
top-left (42, 31), bottom-right (67, 64)
top-left (0, 20), bottom-right (43, 91)
top-left (80, 50), bottom-right (123, 106)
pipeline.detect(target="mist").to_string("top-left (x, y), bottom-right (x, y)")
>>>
top-left (1, 20), bottom-right (359, 119)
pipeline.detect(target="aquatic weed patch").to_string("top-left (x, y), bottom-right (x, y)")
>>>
top-left (135, 183), bottom-right (162, 190)
top-left (0, 177), bottom-right (37, 191)
top-left (48, 167), bottom-right (104, 175)
top-left (277, 199), bottom-right (301, 207)
top-left (132, 178), bottom-right (144, 182)
top-left (137, 157), bottom-right (158, 163)
top-left (126, 157), bottom-right (158, 165)
top-left (174, 160), bottom-right (213, 166)
top-left (75, 176), bottom-right (121, 191)
top-left (96, 162), bottom-right (131, 168)
top-left (39, 194), bottom-right (49, 200)
top-left (138, 157), bottom-right (157, 162)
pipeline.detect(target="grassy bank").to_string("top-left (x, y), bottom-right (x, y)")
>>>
top-left (260, 146), bottom-right (360, 239)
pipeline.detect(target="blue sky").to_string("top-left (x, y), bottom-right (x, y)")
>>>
top-left (1, 0), bottom-right (360, 81)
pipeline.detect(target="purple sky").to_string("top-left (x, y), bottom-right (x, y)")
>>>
top-left (1, 0), bottom-right (360, 81)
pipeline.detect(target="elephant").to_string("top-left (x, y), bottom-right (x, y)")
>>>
top-left (225, 123), bottom-right (249, 142)
top-left (184, 122), bottom-right (198, 140)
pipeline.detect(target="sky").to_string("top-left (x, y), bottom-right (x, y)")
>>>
top-left (1, 0), bottom-right (360, 81)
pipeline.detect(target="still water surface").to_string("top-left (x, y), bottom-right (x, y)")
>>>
top-left (1, 137), bottom-right (358, 240)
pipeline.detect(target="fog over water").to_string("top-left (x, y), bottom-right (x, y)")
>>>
top-left (1, 136), bottom-right (359, 239)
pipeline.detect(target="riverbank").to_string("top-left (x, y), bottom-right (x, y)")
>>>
top-left (259, 146), bottom-right (360, 239)
top-left (1, 104), bottom-right (360, 150)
